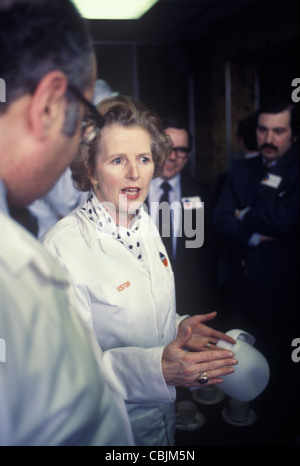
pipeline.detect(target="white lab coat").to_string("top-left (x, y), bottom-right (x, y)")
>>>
top-left (42, 201), bottom-right (187, 446)
top-left (0, 181), bottom-right (133, 446)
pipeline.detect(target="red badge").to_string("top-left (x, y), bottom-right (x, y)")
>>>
top-left (159, 252), bottom-right (168, 267)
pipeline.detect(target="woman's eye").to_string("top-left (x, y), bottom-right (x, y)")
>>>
top-left (140, 156), bottom-right (152, 163)
top-left (112, 157), bottom-right (122, 164)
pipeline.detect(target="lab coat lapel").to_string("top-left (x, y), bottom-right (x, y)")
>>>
top-left (99, 235), bottom-right (149, 276)
top-left (77, 205), bottom-right (151, 276)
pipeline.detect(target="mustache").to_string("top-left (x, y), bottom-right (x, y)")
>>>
top-left (260, 143), bottom-right (278, 151)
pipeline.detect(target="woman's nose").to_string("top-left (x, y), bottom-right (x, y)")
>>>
top-left (127, 162), bottom-right (139, 179)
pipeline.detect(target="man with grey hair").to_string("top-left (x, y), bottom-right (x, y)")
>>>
top-left (25, 79), bottom-right (118, 237)
top-left (0, 0), bottom-right (133, 446)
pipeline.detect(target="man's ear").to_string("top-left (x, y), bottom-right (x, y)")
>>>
top-left (28, 71), bottom-right (68, 141)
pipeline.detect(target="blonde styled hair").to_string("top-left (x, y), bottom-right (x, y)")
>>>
top-left (71, 95), bottom-right (172, 191)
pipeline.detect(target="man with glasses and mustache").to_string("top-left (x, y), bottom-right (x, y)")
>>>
top-left (0, 0), bottom-right (133, 446)
top-left (147, 118), bottom-right (214, 317)
top-left (213, 98), bottom-right (299, 445)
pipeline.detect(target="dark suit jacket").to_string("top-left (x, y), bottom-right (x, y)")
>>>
top-left (213, 144), bottom-right (299, 325)
top-left (147, 174), bottom-right (214, 316)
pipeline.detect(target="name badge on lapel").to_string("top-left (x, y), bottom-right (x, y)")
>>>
top-left (260, 173), bottom-right (282, 189)
top-left (181, 196), bottom-right (203, 210)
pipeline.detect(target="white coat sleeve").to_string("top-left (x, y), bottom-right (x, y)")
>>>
top-left (100, 345), bottom-right (176, 404)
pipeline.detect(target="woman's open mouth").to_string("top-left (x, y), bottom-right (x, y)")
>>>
top-left (121, 187), bottom-right (141, 200)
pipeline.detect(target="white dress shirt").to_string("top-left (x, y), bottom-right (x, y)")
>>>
top-left (28, 167), bottom-right (86, 237)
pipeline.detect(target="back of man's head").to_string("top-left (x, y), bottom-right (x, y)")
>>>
top-left (0, 0), bottom-right (93, 115)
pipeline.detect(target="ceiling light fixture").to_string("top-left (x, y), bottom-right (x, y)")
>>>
top-left (72, 0), bottom-right (159, 20)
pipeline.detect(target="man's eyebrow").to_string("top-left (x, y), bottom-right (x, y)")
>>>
top-left (257, 124), bottom-right (287, 130)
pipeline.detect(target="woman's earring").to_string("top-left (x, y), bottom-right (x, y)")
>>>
top-left (92, 179), bottom-right (99, 191)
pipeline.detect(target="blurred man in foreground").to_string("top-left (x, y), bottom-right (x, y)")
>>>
top-left (0, 0), bottom-right (133, 446)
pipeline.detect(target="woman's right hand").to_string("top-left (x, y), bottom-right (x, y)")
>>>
top-left (162, 325), bottom-right (238, 387)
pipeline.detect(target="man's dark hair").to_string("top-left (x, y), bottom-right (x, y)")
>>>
top-left (258, 97), bottom-right (298, 137)
top-left (162, 117), bottom-right (193, 150)
top-left (0, 0), bottom-right (94, 121)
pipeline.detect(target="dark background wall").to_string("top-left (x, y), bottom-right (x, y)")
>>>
top-left (91, 0), bottom-right (299, 188)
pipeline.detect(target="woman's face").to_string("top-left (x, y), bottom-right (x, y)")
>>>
top-left (90, 124), bottom-right (154, 226)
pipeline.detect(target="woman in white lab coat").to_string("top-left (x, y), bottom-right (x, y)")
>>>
top-left (42, 96), bottom-right (237, 446)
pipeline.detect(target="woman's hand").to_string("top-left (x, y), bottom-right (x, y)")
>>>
top-left (162, 324), bottom-right (237, 387)
top-left (177, 311), bottom-right (235, 352)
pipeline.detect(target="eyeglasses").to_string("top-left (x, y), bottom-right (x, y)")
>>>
top-left (68, 84), bottom-right (104, 145)
top-left (171, 146), bottom-right (190, 159)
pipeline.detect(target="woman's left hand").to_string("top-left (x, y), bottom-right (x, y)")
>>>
top-left (162, 324), bottom-right (237, 387)
top-left (177, 311), bottom-right (235, 352)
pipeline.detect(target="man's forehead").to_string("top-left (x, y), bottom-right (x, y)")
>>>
top-left (165, 127), bottom-right (189, 141)
top-left (258, 110), bottom-right (291, 128)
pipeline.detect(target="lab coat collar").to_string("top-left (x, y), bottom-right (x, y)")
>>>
top-left (0, 179), bottom-right (9, 215)
top-left (76, 204), bottom-right (152, 277)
